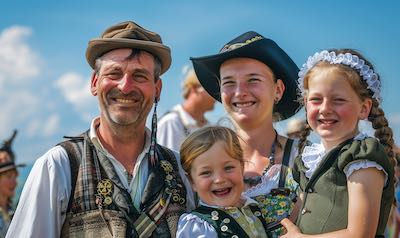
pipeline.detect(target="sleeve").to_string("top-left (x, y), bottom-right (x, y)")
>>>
top-left (344, 160), bottom-right (388, 185)
top-left (157, 113), bottom-right (185, 151)
top-left (6, 146), bottom-right (72, 238)
top-left (337, 138), bottom-right (394, 184)
top-left (176, 213), bottom-right (218, 238)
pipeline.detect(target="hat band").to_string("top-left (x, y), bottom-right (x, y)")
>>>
top-left (220, 35), bottom-right (263, 53)
top-left (0, 161), bottom-right (15, 169)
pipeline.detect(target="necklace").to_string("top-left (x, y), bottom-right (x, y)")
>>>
top-left (243, 130), bottom-right (278, 186)
top-left (262, 130), bottom-right (277, 175)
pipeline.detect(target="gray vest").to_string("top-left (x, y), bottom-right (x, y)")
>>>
top-left (59, 131), bottom-right (186, 238)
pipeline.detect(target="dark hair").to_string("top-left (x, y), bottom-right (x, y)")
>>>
top-left (94, 49), bottom-right (162, 81)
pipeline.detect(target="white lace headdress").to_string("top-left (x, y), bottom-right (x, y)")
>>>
top-left (297, 50), bottom-right (381, 103)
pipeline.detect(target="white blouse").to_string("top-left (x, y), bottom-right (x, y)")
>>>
top-left (301, 133), bottom-right (388, 184)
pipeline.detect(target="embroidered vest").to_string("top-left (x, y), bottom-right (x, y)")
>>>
top-left (191, 205), bottom-right (269, 238)
top-left (59, 131), bottom-right (186, 238)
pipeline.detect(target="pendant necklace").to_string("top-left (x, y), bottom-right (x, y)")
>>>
top-left (244, 130), bottom-right (278, 186)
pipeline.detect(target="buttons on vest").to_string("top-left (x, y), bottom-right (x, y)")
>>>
top-left (301, 208), bottom-right (310, 215)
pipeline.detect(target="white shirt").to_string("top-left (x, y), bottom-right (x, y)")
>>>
top-left (6, 117), bottom-right (194, 238)
top-left (157, 104), bottom-right (203, 151)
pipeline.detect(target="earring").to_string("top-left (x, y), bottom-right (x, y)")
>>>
top-left (274, 98), bottom-right (280, 105)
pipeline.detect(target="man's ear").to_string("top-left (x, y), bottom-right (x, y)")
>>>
top-left (90, 72), bottom-right (98, 96)
top-left (155, 78), bottom-right (162, 101)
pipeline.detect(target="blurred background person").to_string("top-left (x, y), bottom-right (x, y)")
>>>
top-left (285, 118), bottom-right (306, 140)
top-left (157, 68), bottom-right (215, 151)
top-left (0, 130), bottom-right (24, 237)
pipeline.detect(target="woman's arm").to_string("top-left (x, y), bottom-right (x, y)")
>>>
top-left (281, 167), bottom-right (385, 238)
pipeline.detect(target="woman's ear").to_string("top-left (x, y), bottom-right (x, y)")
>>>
top-left (275, 79), bottom-right (285, 101)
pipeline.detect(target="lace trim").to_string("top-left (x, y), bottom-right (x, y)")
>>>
top-left (344, 160), bottom-right (388, 185)
top-left (302, 133), bottom-right (369, 178)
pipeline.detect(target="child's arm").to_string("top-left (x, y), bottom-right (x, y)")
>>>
top-left (280, 167), bottom-right (385, 238)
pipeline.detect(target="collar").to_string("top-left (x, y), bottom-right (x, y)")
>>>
top-left (302, 132), bottom-right (369, 178)
top-left (89, 117), bottom-right (152, 172)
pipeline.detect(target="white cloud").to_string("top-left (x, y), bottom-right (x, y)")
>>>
top-left (0, 26), bottom-right (40, 86)
top-left (0, 25), bottom-right (43, 137)
top-left (25, 114), bottom-right (60, 138)
top-left (43, 114), bottom-right (60, 137)
top-left (54, 72), bottom-right (97, 119)
top-left (0, 90), bottom-right (39, 136)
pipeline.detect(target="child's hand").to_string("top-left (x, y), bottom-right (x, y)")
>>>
top-left (280, 218), bottom-right (303, 238)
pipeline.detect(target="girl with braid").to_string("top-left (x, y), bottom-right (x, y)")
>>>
top-left (281, 49), bottom-right (395, 238)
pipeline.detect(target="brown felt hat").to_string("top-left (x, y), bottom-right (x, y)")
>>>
top-left (86, 21), bottom-right (171, 75)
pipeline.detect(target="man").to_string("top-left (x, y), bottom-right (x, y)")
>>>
top-left (7, 21), bottom-right (194, 238)
top-left (157, 69), bottom-right (215, 151)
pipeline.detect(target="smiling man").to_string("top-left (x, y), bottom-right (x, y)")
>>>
top-left (7, 21), bottom-right (194, 238)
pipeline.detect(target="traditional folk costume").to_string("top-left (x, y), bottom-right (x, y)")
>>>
top-left (177, 196), bottom-right (270, 238)
top-left (294, 133), bottom-right (394, 237)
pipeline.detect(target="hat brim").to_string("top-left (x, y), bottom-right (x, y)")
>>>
top-left (86, 38), bottom-right (171, 75)
top-left (0, 163), bottom-right (25, 174)
top-left (191, 38), bottom-right (301, 120)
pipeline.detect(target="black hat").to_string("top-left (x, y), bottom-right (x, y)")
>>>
top-left (0, 130), bottom-right (25, 173)
top-left (190, 31), bottom-right (300, 120)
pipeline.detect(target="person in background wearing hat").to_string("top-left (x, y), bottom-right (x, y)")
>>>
top-left (157, 68), bottom-right (215, 151)
top-left (191, 31), bottom-right (301, 237)
top-left (0, 130), bottom-right (24, 237)
top-left (7, 21), bottom-right (194, 238)
top-left (286, 118), bottom-right (307, 139)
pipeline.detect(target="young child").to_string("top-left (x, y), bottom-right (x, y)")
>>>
top-left (177, 126), bottom-right (271, 238)
top-left (281, 49), bottom-right (395, 237)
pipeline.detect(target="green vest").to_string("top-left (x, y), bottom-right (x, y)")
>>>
top-left (191, 204), bottom-right (270, 238)
top-left (293, 137), bottom-right (394, 236)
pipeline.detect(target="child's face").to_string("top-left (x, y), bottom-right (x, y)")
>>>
top-left (305, 68), bottom-right (371, 150)
top-left (190, 140), bottom-right (244, 207)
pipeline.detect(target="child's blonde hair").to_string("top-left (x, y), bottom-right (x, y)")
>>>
top-left (180, 126), bottom-right (243, 175)
top-left (297, 49), bottom-right (395, 162)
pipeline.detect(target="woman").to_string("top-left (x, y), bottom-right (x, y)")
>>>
top-left (191, 31), bottom-right (301, 237)
top-left (0, 130), bottom-right (24, 237)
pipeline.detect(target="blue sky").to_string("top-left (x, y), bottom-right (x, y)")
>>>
top-left (1, 1), bottom-right (399, 164)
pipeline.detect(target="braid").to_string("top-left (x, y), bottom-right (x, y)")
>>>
top-left (368, 98), bottom-right (395, 163)
top-left (298, 122), bottom-right (312, 154)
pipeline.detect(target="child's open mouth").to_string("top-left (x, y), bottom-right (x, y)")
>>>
top-left (212, 187), bottom-right (232, 196)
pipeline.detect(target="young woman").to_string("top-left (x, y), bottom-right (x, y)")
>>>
top-left (191, 31), bottom-right (302, 237)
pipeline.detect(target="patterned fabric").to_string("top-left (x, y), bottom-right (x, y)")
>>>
top-left (59, 131), bottom-right (186, 238)
top-left (191, 204), bottom-right (269, 238)
top-left (253, 167), bottom-right (298, 238)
